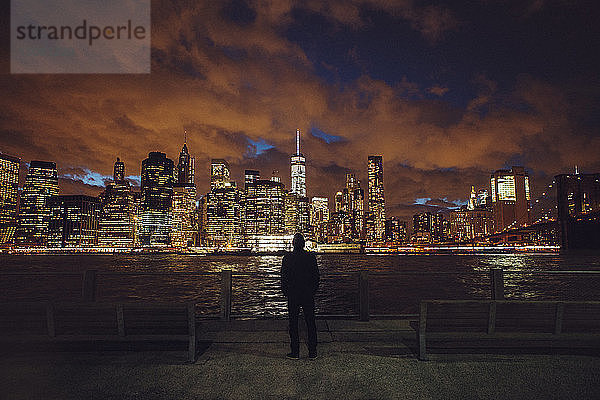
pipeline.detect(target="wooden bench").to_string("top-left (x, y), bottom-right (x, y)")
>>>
top-left (417, 300), bottom-right (600, 360)
top-left (0, 301), bottom-right (197, 362)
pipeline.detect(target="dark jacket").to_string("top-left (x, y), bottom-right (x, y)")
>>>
top-left (281, 249), bottom-right (320, 300)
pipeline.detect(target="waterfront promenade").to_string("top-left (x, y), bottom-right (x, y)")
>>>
top-left (2, 319), bottom-right (599, 399)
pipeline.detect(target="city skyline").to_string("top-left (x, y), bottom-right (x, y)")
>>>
top-left (2, 1), bottom-right (599, 227)
top-left (0, 138), bottom-right (557, 227)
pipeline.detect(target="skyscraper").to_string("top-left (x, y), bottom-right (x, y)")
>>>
top-left (284, 191), bottom-right (310, 235)
top-left (244, 170), bottom-right (260, 187)
top-left (310, 197), bottom-right (329, 242)
top-left (98, 158), bottom-right (135, 247)
top-left (48, 195), bottom-right (101, 247)
top-left (176, 138), bottom-right (195, 186)
top-left (15, 160), bottom-right (59, 246)
top-left (171, 141), bottom-right (197, 248)
top-left (211, 159), bottom-right (230, 190)
top-left (367, 155), bottom-right (385, 243)
top-left (244, 178), bottom-right (285, 236)
top-left (290, 129), bottom-right (306, 197)
top-left (490, 166), bottom-right (531, 232)
top-left (0, 153), bottom-right (20, 244)
top-left (139, 152), bottom-right (174, 246)
top-left (206, 161), bottom-right (240, 247)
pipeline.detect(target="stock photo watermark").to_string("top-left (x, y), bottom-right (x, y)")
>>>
top-left (11, 0), bottom-right (150, 73)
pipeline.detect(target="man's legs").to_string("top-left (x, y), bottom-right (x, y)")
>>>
top-left (302, 297), bottom-right (317, 355)
top-left (287, 299), bottom-right (300, 355)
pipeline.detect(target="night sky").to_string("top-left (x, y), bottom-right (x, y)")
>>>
top-left (2, 0), bottom-right (600, 223)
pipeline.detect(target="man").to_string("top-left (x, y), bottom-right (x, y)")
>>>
top-left (281, 233), bottom-right (320, 360)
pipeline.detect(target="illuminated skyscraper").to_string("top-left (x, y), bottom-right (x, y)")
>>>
top-left (244, 178), bottom-right (285, 236)
top-left (367, 155), bottom-right (385, 243)
top-left (310, 197), bottom-right (329, 242)
top-left (290, 129), bottom-right (306, 197)
top-left (412, 212), bottom-right (448, 243)
top-left (385, 217), bottom-right (407, 244)
top-left (15, 161), bottom-right (59, 246)
top-left (244, 170), bottom-right (260, 187)
top-left (98, 158), bottom-right (135, 247)
top-left (0, 153), bottom-right (20, 244)
top-left (113, 158), bottom-right (125, 181)
top-left (176, 136), bottom-right (195, 186)
top-left (467, 186), bottom-right (477, 210)
top-left (206, 185), bottom-right (240, 247)
top-left (139, 152), bottom-right (174, 246)
top-left (211, 159), bottom-right (230, 190)
top-left (48, 195), bottom-right (101, 247)
top-left (490, 166), bottom-right (531, 232)
top-left (171, 141), bottom-right (197, 248)
top-left (206, 160), bottom-right (240, 247)
top-left (284, 192), bottom-right (310, 235)
top-left (334, 191), bottom-right (343, 213)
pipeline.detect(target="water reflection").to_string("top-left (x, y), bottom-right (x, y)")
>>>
top-left (1, 253), bottom-right (599, 315)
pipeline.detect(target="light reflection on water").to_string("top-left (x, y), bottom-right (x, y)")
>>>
top-left (1, 253), bottom-right (599, 316)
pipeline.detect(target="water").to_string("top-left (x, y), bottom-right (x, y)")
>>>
top-left (1, 253), bottom-right (599, 316)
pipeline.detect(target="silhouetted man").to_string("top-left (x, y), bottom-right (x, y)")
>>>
top-left (281, 233), bottom-right (320, 360)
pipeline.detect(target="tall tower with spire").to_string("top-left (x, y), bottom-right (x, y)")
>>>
top-left (171, 130), bottom-right (198, 248)
top-left (176, 130), bottom-right (195, 186)
top-left (290, 129), bottom-right (306, 197)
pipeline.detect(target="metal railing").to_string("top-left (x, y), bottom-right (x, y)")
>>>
top-left (1, 268), bottom-right (599, 320)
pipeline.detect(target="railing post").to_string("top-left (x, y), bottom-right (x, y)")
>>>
top-left (221, 270), bottom-right (232, 321)
top-left (359, 271), bottom-right (369, 321)
top-left (82, 270), bottom-right (97, 302)
top-left (490, 268), bottom-right (504, 300)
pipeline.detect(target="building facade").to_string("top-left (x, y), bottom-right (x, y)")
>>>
top-left (0, 153), bottom-right (20, 245)
top-left (48, 195), bottom-right (101, 247)
top-left (15, 160), bottom-right (59, 246)
top-left (98, 158), bottom-right (135, 247)
top-left (139, 152), bottom-right (174, 246)
top-left (244, 178), bottom-right (285, 236)
top-left (412, 212), bottom-right (448, 243)
top-left (490, 166), bottom-right (531, 232)
top-left (290, 129), bottom-right (306, 197)
top-left (367, 155), bottom-right (385, 244)
top-left (171, 143), bottom-right (197, 248)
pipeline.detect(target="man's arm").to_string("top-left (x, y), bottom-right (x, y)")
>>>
top-left (281, 255), bottom-right (289, 297)
top-left (311, 254), bottom-right (320, 294)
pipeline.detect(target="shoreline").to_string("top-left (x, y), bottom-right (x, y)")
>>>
top-left (0, 244), bottom-right (561, 256)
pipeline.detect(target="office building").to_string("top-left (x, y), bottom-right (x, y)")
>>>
top-left (15, 160), bottom-right (59, 246)
top-left (310, 197), bottom-right (329, 242)
top-left (449, 207), bottom-right (494, 242)
top-left (244, 178), bottom-right (285, 236)
top-left (385, 217), bottom-right (407, 244)
top-left (290, 129), bottom-right (306, 197)
top-left (0, 153), bottom-right (20, 244)
top-left (206, 185), bottom-right (240, 247)
top-left (244, 170), bottom-right (260, 187)
top-left (139, 152), bottom-right (174, 246)
top-left (171, 142), bottom-right (197, 248)
top-left (211, 159), bottom-right (230, 190)
top-left (367, 155), bottom-right (385, 243)
top-left (412, 212), bottom-right (448, 243)
top-left (48, 195), bottom-right (100, 247)
top-left (490, 166), bottom-right (531, 232)
top-left (284, 192), bottom-right (310, 235)
top-left (98, 158), bottom-right (135, 247)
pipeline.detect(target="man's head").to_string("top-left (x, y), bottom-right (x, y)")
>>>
top-left (292, 233), bottom-right (305, 251)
